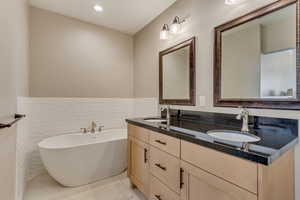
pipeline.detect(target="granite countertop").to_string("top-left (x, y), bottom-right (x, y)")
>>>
top-left (126, 113), bottom-right (298, 165)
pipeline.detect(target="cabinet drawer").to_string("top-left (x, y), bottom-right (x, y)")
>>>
top-left (128, 124), bottom-right (149, 143)
top-left (181, 141), bottom-right (258, 194)
top-left (150, 175), bottom-right (180, 200)
top-left (150, 146), bottom-right (180, 193)
top-left (149, 130), bottom-right (180, 157)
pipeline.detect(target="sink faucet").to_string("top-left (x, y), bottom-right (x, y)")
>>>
top-left (236, 107), bottom-right (250, 133)
top-left (161, 105), bottom-right (171, 124)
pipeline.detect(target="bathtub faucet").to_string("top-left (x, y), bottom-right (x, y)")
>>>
top-left (90, 121), bottom-right (97, 134)
top-left (98, 125), bottom-right (104, 132)
top-left (80, 122), bottom-right (104, 134)
top-left (90, 122), bottom-right (104, 133)
top-left (80, 128), bottom-right (88, 134)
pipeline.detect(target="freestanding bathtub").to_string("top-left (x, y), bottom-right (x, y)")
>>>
top-left (38, 129), bottom-right (127, 187)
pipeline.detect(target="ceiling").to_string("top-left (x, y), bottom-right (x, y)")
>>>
top-left (29, 0), bottom-right (176, 35)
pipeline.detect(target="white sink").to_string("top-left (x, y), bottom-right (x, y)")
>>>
top-left (144, 118), bottom-right (167, 123)
top-left (207, 130), bottom-right (261, 143)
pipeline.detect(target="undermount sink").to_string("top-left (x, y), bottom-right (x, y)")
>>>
top-left (207, 130), bottom-right (261, 143)
top-left (144, 118), bottom-right (167, 123)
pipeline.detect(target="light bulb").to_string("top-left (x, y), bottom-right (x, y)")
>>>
top-left (160, 30), bottom-right (169, 40)
top-left (170, 16), bottom-right (183, 34)
top-left (170, 23), bottom-right (181, 34)
top-left (160, 24), bottom-right (169, 40)
top-left (94, 4), bottom-right (103, 12)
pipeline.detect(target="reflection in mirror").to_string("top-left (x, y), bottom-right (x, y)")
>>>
top-left (221, 4), bottom-right (296, 99)
top-left (159, 37), bottom-right (195, 105)
top-left (163, 46), bottom-right (190, 99)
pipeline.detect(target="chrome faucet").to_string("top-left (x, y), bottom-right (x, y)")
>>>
top-left (81, 122), bottom-right (104, 134)
top-left (80, 128), bottom-right (88, 134)
top-left (90, 121), bottom-right (97, 134)
top-left (236, 107), bottom-right (250, 133)
top-left (98, 125), bottom-right (104, 132)
top-left (161, 105), bottom-right (171, 124)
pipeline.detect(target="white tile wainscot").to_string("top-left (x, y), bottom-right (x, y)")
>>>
top-left (16, 97), bottom-right (158, 200)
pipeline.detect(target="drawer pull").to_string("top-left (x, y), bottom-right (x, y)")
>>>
top-left (144, 148), bottom-right (148, 163)
top-left (155, 163), bottom-right (167, 171)
top-left (155, 195), bottom-right (162, 200)
top-left (155, 140), bottom-right (167, 145)
top-left (180, 168), bottom-right (184, 189)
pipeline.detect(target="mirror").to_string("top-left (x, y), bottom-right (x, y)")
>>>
top-left (163, 46), bottom-right (190, 99)
top-left (159, 37), bottom-right (196, 105)
top-left (214, 0), bottom-right (300, 110)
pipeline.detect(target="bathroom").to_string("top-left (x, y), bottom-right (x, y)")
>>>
top-left (1, 0), bottom-right (299, 199)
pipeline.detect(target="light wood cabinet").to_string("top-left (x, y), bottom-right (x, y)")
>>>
top-left (257, 150), bottom-right (295, 200)
top-left (127, 124), bottom-right (295, 200)
top-left (180, 161), bottom-right (257, 200)
top-left (128, 124), bottom-right (149, 143)
top-left (128, 137), bottom-right (149, 196)
top-left (181, 140), bottom-right (258, 193)
top-left (149, 131), bottom-right (180, 157)
top-left (128, 124), bottom-right (151, 197)
top-left (150, 175), bottom-right (180, 200)
top-left (149, 146), bottom-right (180, 193)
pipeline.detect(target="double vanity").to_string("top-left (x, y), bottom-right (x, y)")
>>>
top-left (126, 109), bottom-right (298, 200)
top-left (126, 0), bottom-right (300, 199)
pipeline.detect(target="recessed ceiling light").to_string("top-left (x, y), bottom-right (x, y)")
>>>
top-left (94, 4), bottom-right (103, 12)
top-left (225, 0), bottom-right (245, 5)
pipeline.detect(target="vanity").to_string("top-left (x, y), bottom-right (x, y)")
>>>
top-left (126, 0), bottom-right (299, 199)
top-left (126, 110), bottom-right (298, 200)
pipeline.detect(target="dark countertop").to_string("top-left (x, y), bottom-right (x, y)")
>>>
top-left (126, 111), bottom-right (298, 165)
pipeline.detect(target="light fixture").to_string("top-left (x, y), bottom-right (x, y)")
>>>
top-left (170, 16), bottom-right (185, 34)
top-left (94, 4), bottom-right (103, 12)
top-left (225, 0), bottom-right (245, 5)
top-left (160, 16), bottom-right (187, 40)
top-left (160, 24), bottom-right (169, 40)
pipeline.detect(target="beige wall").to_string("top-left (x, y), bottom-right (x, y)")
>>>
top-left (0, 0), bottom-right (29, 199)
top-left (133, 0), bottom-right (281, 99)
top-left (133, 0), bottom-right (300, 199)
top-left (29, 7), bottom-right (134, 98)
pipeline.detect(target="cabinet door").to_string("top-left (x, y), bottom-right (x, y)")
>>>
top-left (180, 161), bottom-right (257, 200)
top-left (129, 137), bottom-right (149, 197)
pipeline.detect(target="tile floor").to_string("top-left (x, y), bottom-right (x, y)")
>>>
top-left (24, 172), bottom-right (147, 200)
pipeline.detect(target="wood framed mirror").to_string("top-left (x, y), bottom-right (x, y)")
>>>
top-left (214, 0), bottom-right (300, 110)
top-left (159, 37), bottom-right (196, 106)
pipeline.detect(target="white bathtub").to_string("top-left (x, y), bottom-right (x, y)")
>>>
top-left (38, 129), bottom-right (127, 187)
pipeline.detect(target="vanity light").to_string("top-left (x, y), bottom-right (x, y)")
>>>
top-left (160, 16), bottom-right (186, 40)
top-left (170, 16), bottom-right (185, 34)
top-left (94, 4), bottom-right (103, 12)
top-left (160, 24), bottom-right (169, 40)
